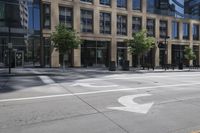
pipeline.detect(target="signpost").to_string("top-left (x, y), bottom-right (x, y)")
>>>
top-left (8, 43), bottom-right (12, 74)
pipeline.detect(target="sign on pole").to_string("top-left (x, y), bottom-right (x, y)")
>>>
top-left (8, 43), bottom-right (13, 49)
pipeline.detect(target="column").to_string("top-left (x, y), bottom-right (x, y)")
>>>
top-left (167, 42), bottom-right (172, 64)
top-left (155, 18), bottom-right (160, 66)
top-left (73, 0), bottom-right (81, 67)
top-left (127, 0), bottom-right (132, 66)
top-left (51, 1), bottom-right (59, 67)
top-left (94, 0), bottom-right (99, 35)
top-left (111, 0), bottom-right (117, 62)
top-left (189, 22), bottom-right (193, 66)
top-left (167, 18), bottom-right (172, 64)
top-left (179, 21), bottom-right (183, 41)
top-left (142, 0), bottom-right (147, 13)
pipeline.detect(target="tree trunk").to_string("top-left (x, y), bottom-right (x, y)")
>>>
top-left (62, 54), bottom-right (65, 71)
top-left (137, 54), bottom-right (141, 68)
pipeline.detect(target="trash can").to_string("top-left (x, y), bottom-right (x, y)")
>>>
top-left (109, 61), bottom-right (116, 71)
top-left (122, 60), bottom-right (129, 71)
top-left (178, 63), bottom-right (183, 70)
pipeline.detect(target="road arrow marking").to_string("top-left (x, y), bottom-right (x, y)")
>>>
top-left (108, 94), bottom-right (154, 114)
top-left (71, 83), bottom-right (118, 88)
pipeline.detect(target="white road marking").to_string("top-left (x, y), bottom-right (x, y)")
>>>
top-left (0, 82), bottom-right (200, 103)
top-left (71, 83), bottom-right (118, 88)
top-left (39, 76), bottom-right (55, 84)
top-left (108, 94), bottom-right (154, 114)
top-left (76, 73), bottom-right (200, 82)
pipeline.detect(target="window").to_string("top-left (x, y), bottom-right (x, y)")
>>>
top-left (100, 0), bottom-right (111, 6)
top-left (132, 0), bottom-right (141, 11)
top-left (146, 19), bottom-right (155, 37)
top-left (183, 23), bottom-right (190, 40)
top-left (147, 0), bottom-right (155, 13)
top-left (100, 12), bottom-right (111, 34)
top-left (193, 24), bottom-right (199, 40)
top-left (59, 6), bottom-right (73, 29)
top-left (80, 0), bottom-right (93, 3)
top-left (160, 20), bottom-right (168, 38)
top-left (117, 15), bottom-right (127, 35)
top-left (117, 0), bottom-right (127, 8)
top-left (172, 21), bottom-right (179, 39)
top-left (132, 17), bottom-right (142, 34)
top-left (43, 3), bottom-right (51, 29)
top-left (81, 9), bottom-right (93, 33)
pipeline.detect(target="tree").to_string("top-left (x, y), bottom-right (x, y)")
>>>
top-left (184, 46), bottom-right (196, 67)
top-left (51, 24), bottom-right (81, 69)
top-left (125, 29), bottom-right (155, 67)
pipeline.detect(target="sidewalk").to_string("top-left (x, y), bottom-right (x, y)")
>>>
top-left (0, 67), bottom-right (199, 77)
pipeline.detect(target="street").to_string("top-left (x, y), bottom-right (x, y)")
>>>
top-left (0, 69), bottom-right (200, 133)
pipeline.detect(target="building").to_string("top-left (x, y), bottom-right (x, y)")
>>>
top-left (1, 0), bottom-right (200, 68)
top-left (185, 0), bottom-right (200, 19)
top-left (0, 0), bottom-right (41, 67)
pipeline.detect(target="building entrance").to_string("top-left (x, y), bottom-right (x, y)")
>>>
top-left (117, 42), bottom-right (127, 68)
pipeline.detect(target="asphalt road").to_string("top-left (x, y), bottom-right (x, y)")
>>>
top-left (1, 69), bottom-right (200, 133)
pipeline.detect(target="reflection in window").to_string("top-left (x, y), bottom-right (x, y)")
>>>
top-left (146, 19), bottom-right (155, 37)
top-left (132, 0), bottom-right (141, 11)
top-left (183, 23), bottom-right (190, 40)
top-left (81, 9), bottom-right (93, 33)
top-left (132, 16), bottom-right (142, 34)
top-left (193, 24), bottom-right (199, 40)
top-left (160, 20), bottom-right (168, 38)
top-left (172, 21), bottom-right (179, 39)
top-left (100, 12), bottom-right (111, 34)
top-left (59, 6), bottom-right (73, 29)
top-left (100, 0), bottom-right (111, 6)
top-left (43, 3), bottom-right (51, 29)
top-left (80, 0), bottom-right (93, 3)
top-left (117, 15), bottom-right (127, 35)
top-left (117, 0), bottom-right (127, 8)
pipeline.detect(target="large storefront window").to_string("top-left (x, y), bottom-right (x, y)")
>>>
top-left (117, 42), bottom-right (127, 67)
top-left (43, 38), bottom-right (51, 67)
top-left (81, 40), bottom-right (110, 67)
top-left (172, 45), bottom-right (187, 66)
top-left (0, 0), bottom-right (41, 68)
top-left (193, 46), bottom-right (199, 66)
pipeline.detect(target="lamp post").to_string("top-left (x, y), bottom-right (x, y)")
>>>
top-left (8, 42), bottom-right (12, 74)
top-left (164, 36), bottom-right (170, 70)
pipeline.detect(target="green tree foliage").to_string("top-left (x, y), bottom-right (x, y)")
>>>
top-left (125, 29), bottom-right (155, 66)
top-left (184, 46), bottom-right (196, 62)
top-left (51, 24), bottom-right (81, 68)
top-left (51, 24), bottom-right (81, 55)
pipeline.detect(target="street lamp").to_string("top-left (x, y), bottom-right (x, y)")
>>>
top-left (164, 36), bottom-right (170, 70)
top-left (8, 43), bottom-right (12, 74)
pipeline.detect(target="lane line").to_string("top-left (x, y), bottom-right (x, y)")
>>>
top-left (0, 82), bottom-right (200, 103)
top-left (77, 74), bottom-right (200, 82)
